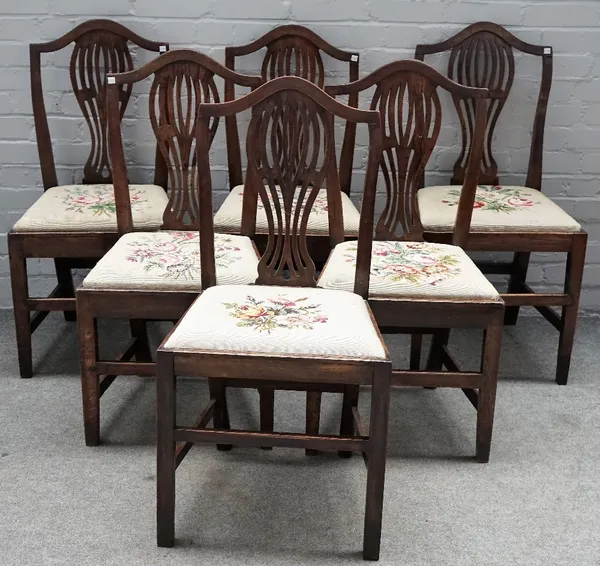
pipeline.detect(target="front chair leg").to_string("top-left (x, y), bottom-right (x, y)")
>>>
top-left (156, 351), bottom-right (176, 548)
top-left (556, 233), bottom-right (587, 385)
top-left (305, 391), bottom-right (322, 456)
top-left (476, 320), bottom-right (503, 463)
top-left (54, 258), bottom-right (77, 322)
top-left (77, 296), bottom-right (100, 446)
top-left (363, 364), bottom-right (391, 561)
top-left (504, 252), bottom-right (531, 326)
top-left (209, 380), bottom-right (232, 451)
top-left (9, 237), bottom-right (33, 378)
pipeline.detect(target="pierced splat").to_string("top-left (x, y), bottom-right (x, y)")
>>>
top-left (447, 32), bottom-right (515, 185)
top-left (372, 72), bottom-right (441, 240)
top-left (70, 31), bottom-right (134, 184)
top-left (262, 38), bottom-right (326, 87)
top-left (149, 63), bottom-right (220, 230)
top-left (245, 91), bottom-right (336, 286)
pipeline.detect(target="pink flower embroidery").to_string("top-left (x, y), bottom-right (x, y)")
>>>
top-left (506, 197), bottom-right (533, 207)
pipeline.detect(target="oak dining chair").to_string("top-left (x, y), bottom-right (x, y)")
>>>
top-left (317, 60), bottom-right (505, 463)
top-left (9, 19), bottom-right (169, 378)
top-left (156, 76), bottom-right (392, 560)
top-left (217, 25), bottom-right (365, 439)
top-left (415, 22), bottom-right (587, 385)
top-left (76, 50), bottom-right (263, 446)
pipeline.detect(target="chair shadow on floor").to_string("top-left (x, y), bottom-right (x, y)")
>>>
top-left (175, 446), bottom-right (369, 561)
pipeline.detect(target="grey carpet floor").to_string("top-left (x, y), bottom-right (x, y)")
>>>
top-left (0, 310), bottom-right (599, 566)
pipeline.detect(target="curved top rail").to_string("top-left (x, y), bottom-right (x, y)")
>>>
top-left (30, 19), bottom-right (167, 54)
top-left (415, 21), bottom-right (549, 57)
top-left (325, 59), bottom-right (489, 99)
top-left (197, 76), bottom-right (379, 124)
top-left (107, 49), bottom-right (263, 88)
top-left (226, 24), bottom-right (359, 62)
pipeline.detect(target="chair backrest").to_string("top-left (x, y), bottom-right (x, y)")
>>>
top-left (415, 21), bottom-right (552, 191)
top-left (30, 19), bottom-right (169, 189)
top-left (106, 49), bottom-right (263, 234)
top-left (196, 77), bottom-right (382, 297)
top-left (224, 25), bottom-right (360, 193)
top-left (327, 60), bottom-right (489, 248)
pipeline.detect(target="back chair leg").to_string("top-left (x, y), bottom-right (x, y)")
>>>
top-left (259, 388), bottom-right (274, 451)
top-left (129, 319), bottom-right (152, 362)
top-left (504, 252), bottom-right (531, 326)
top-left (556, 234), bottom-right (587, 385)
top-left (476, 320), bottom-right (503, 463)
top-left (156, 351), bottom-right (176, 548)
top-left (363, 365), bottom-right (391, 561)
top-left (78, 298), bottom-right (100, 446)
top-left (9, 238), bottom-right (32, 379)
top-left (305, 391), bottom-right (322, 456)
top-left (425, 329), bottom-right (450, 372)
top-left (54, 258), bottom-right (76, 322)
top-left (209, 380), bottom-right (232, 451)
top-left (410, 334), bottom-right (423, 370)
top-left (339, 385), bottom-right (359, 458)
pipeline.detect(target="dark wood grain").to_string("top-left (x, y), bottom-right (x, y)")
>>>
top-left (198, 76), bottom-right (380, 293)
top-left (78, 50), bottom-right (262, 445)
top-left (323, 60), bottom-right (504, 463)
top-left (328, 59), bottom-right (488, 247)
top-left (416, 23), bottom-right (586, 385)
top-left (12, 20), bottom-right (168, 379)
top-left (156, 77), bottom-right (392, 559)
top-left (225, 25), bottom-right (360, 195)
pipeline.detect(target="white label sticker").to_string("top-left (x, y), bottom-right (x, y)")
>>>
top-left (159, 45), bottom-right (167, 53)
top-left (107, 76), bottom-right (116, 84)
top-left (351, 54), bottom-right (359, 62)
top-left (544, 47), bottom-right (552, 55)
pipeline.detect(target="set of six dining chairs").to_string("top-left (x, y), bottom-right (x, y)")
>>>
top-left (8, 18), bottom-right (586, 560)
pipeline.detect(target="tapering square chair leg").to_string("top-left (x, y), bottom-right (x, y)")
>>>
top-left (504, 252), bottom-right (531, 326)
top-left (410, 334), bottom-right (423, 370)
top-left (54, 258), bottom-right (77, 322)
top-left (305, 391), bottom-right (322, 456)
top-left (77, 295), bottom-right (100, 446)
top-left (9, 239), bottom-right (33, 379)
top-left (156, 351), bottom-right (176, 548)
top-left (363, 364), bottom-right (391, 561)
top-left (476, 321), bottom-right (502, 463)
top-left (339, 385), bottom-right (359, 458)
top-left (556, 233), bottom-right (587, 386)
top-left (209, 380), bottom-right (232, 451)
top-left (425, 329), bottom-right (450, 372)
top-left (129, 319), bottom-right (152, 362)
top-left (259, 387), bottom-right (274, 451)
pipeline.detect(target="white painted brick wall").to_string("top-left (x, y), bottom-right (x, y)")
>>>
top-left (1, 0), bottom-right (599, 311)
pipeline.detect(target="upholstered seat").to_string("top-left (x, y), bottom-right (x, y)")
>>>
top-left (318, 240), bottom-right (501, 301)
top-left (417, 185), bottom-right (581, 233)
top-left (81, 231), bottom-right (259, 291)
top-left (163, 284), bottom-right (387, 360)
top-left (12, 184), bottom-right (169, 232)
top-left (213, 185), bottom-right (361, 236)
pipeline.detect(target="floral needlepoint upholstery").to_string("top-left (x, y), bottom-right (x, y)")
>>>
top-left (81, 232), bottom-right (259, 291)
top-left (318, 241), bottom-right (501, 301)
top-left (11, 184), bottom-right (169, 232)
top-left (212, 185), bottom-right (361, 236)
top-left (417, 185), bottom-right (581, 233)
top-left (164, 285), bottom-right (388, 360)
